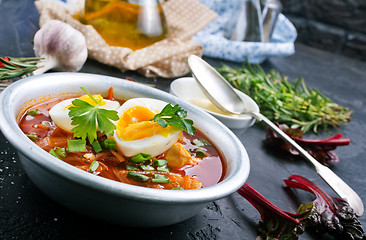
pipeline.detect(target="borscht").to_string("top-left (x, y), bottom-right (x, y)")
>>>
top-left (18, 87), bottom-right (226, 190)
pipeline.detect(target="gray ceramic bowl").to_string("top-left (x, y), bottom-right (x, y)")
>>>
top-left (0, 73), bottom-right (250, 227)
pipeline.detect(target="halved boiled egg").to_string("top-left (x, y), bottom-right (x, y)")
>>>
top-left (49, 94), bottom-right (120, 133)
top-left (113, 98), bottom-right (182, 157)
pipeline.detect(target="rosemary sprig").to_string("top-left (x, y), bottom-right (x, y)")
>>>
top-left (0, 56), bottom-right (42, 80)
top-left (217, 61), bottom-right (352, 134)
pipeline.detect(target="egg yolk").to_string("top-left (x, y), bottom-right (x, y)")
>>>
top-left (78, 94), bottom-right (106, 106)
top-left (66, 94), bottom-right (106, 109)
top-left (116, 106), bottom-right (177, 141)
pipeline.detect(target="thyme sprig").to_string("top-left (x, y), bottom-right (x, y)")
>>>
top-left (217, 61), bottom-right (352, 133)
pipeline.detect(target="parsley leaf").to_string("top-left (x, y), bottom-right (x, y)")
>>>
top-left (151, 104), bottom-right (196, 135)
top-left (68, 88), bottom-right (119, 143)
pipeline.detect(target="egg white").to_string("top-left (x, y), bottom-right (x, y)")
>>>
top-left (49, 97), bottom-right (120, 133)
top-left (113, 98), bottom-right (182, 157)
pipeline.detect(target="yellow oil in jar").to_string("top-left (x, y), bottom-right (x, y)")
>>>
top-left (77, 0), bottom-right (168, 50)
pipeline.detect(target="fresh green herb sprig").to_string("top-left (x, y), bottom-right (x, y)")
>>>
top-left (217, 61), bottom-right (353, 134)
top-left (68, 87), bottom-right (119, 143)
top-left (0, 56), bottom-right (42, 80)
top-left (152, 104), bottom-right (196, 135)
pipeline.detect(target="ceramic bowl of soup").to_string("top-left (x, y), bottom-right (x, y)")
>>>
top-left (0, 73), bottom-right (250, 227)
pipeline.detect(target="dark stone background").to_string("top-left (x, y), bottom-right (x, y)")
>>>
top-left (279, 0), bottom-right (366, 61)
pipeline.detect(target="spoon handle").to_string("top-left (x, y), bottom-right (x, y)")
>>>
top-left (251, 111), bottom-right (364, 216)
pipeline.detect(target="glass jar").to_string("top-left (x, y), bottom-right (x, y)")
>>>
top-left (77, 0), bottom-right (168, 50)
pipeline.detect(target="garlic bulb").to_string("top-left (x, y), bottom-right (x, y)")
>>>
top-left (33, 20), bottom-right (88, 75)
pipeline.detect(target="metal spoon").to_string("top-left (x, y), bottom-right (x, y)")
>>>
top-left (188, 54), bottom-right (364, 216)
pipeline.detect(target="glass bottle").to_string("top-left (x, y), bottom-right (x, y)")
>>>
top-left (230, 0), bottom-right (263, 42)
top-left (262, 0), bottom-right (282, 42)
top-left (76, 0), bottom-right (168, 50)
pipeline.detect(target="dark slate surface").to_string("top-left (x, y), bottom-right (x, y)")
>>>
top-left (1, 0), bottom-right (366, 239)
top-left (280, 0), bottom-right (366, 61)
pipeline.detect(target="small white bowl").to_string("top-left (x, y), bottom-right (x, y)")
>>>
top-left (170, 77), bottom-right (259, 130)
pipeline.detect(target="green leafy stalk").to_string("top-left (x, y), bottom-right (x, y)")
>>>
top-left (80, 86), bottom-right (98, 103)
top-left (68, 87), bottom-right (119, 143)
top-left (152, 104), bottom-right (196, 135)
top-left (0, 56), bottom-right (43, 80)
top-left (217, 61), bottom-right (352, 134)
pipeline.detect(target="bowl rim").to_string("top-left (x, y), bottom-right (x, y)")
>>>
top-left (170, 77), bottom-right (260, 120)
top-left (0, 72), bottom-right (250, 204)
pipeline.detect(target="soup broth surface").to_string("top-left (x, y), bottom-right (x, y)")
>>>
top-left (18, 95), bottom-right (226, 190)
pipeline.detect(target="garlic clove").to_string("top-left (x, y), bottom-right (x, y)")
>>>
top-left (33, 20), bottom-right (88, 75)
